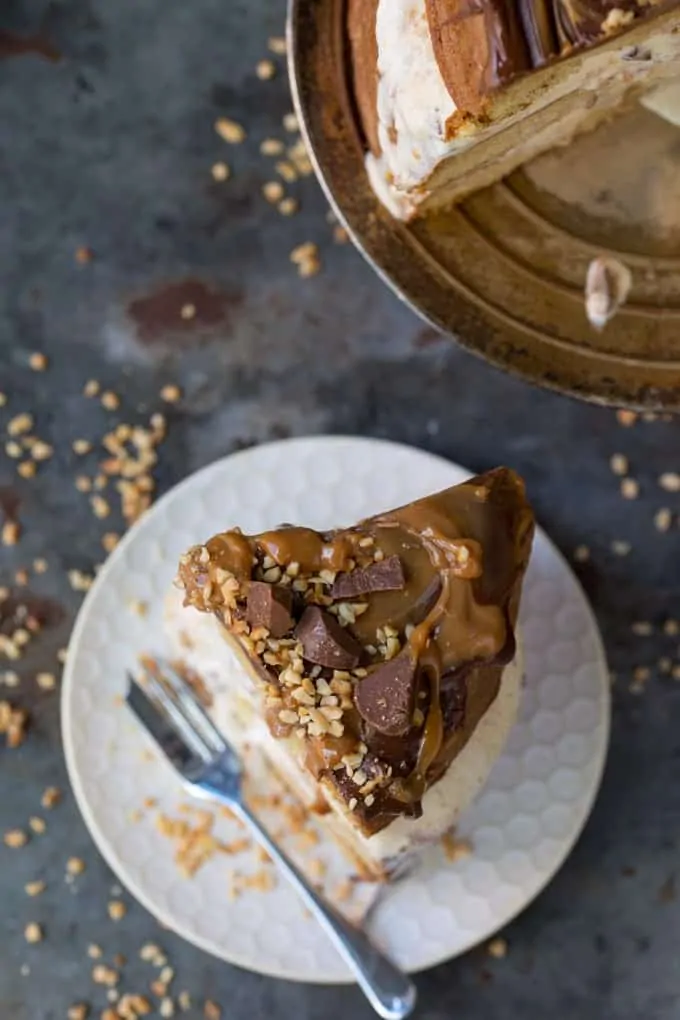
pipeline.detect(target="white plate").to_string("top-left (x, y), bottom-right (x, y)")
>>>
top-left (62, 437), bottom-right (610, 982)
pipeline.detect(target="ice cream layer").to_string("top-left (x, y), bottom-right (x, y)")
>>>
top-left (164, 586), bottom-right (522, 875)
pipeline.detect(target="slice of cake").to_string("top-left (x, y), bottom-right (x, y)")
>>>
top-left (169, 468), bottom-right (534, 878)
top-left (347, 0), bottom-right (680, 218)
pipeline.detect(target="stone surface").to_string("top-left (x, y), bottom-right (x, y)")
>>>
top-left (1, 1), bottom-right (680, 1018)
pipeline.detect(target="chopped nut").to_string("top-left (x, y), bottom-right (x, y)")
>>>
top-left (33, 558), bottom-right (48, 573)
top-left (283, 112), bottom-right (299, 132)
top-left (83, 380), bottom-right (100, 397)
top-left (290, 242), bottom-right (320, 278)
top-left (90, 495), bottom-right (110, 519)
top-left (101, 391), bottom-right (120, 411)
top-left (7, 413), bottom-right (33, 436)
top-left (1, 521), bottom-right (20, 546)
top-left (278, 198), bottom-right (298, 216)
top-left (87, 943), bottom-right (102, 959)
top-left (610, 454), bottom-right (628, 476)
top-left (36, 672), bottom-right (56, 691)
top-left (5, 440), bottom-right (22, 458)
top-left (4, 829), bottom-right (28, 847)
top-left (211, 161), bottom-right (230, 182)
top-left (611, 540), bottom-right (631, 556)
top-left (25, 880), bottom-right (45, 896)
top-left (655, 508), bottom-right (672, 532)
top-left (620, 478), bottom-right (639, 500)
top-left (263, 181), bottom-right (284, 203)
top-left (260, 138), bottom-right (284, 156)
top-left (178, 992), bottom-right (191, 1011)
top-left (108, 899), bottom-right (126, 921)
top-left (67, 857), bottom-right (86, 875)
top-left (29, 816), bottom-right (46, 834)
top-left (214, 118), bottom-right (245, 144)
top-left (160, 999), bottom-right (175, 1018)
top-left (24, 922), bottom-right (43, 943)
top-left (102, 532), bottom-right (120, 553)
top-left (67, 1004), bottom-right (89, 1020)
top-left (28, 352), bottom-right (48, 371)
top-left (75, 475), bottom-right (92, 493)
top-left (268, 36), bottom-right (287, 54)
top-left (659, 472), bottom-right (680, 492)
top-left (18, 461), bottom-right (37, 479)
top-left (161, 384), bottom-right (182, 402)
top-left (276, 160), bottom-right (297, 183)
top-left (75, 246), bottom-right (93, 264)
top-left (92, 964), bottom-right (118, 986)
top-left (41, 786), bottom-right (61, 808)
top-left (487, 936), bottom-right (508, 959)
top-left (73, 439), bottom-right (92, 455)
top-left (256, 59), bottom-right (276, 80)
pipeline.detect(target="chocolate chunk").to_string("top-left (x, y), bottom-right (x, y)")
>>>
top-left (332, 554), bottom-right (405, 599)
top-left (354, 652), bottom-right (418, 737)
top-left (246, 582), bottom-right (293, 637)
top-left (295, 606), bottom-right (361, 669)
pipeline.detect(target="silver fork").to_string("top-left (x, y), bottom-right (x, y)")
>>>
top-left (126, 659), bottom-right (417, 1020)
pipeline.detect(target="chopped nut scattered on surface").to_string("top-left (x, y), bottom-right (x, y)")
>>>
top-left (214, 117), bottom-right (245, 144)
top-left (87, 944), bottom-right (102, 959)
top-left (160, 384), bottom-right (182, 403)
top-left (67, 857), bottom-right (86, 875)
top-left (4, 828), bottom-right (28, 848)
top-left (620, 478), bottom-right (639, 500)
top-left (611, 540), bottom-right (631, 556)
top-left (36, 672), bottom-right (57, 691)
top-left (33, 557), bottom-right (48, 573)
top-left (25, 880), bottom-right (46, 896)
top-left (108, 899), bottom-right (126, 920)
top-left (67, 1004), bottom-right (89, 1020)
top-left (90, 495), bottom-right (110, 519)
top-left (2, 521), bottom-right (20, 546)
top-left (24, 922), bottom-right (43, 943)
top-left (211, 162), bottom-right (230, 182)
top-left (83, 380), bottom-right (100, 398)
top-left (160, 999), bottom-right (175, 1018)
top-left (278, 198), bottom-right (298, 216)
top-left (75, 246), bottom-right (93, 264)
top-left (263, 181), bottom-right (284, 203)
top-left (41, 786), bottom-right (61, 808)
top-left (204, 1001), bottom-right (221, 1020)
top-left (654, 508), bottom-right (672, 532)
top-left (102, 532), bottom-right (120, 553)
top-left (487, 936), bottom-right (508, 959)
top-left (268, 36), bottom-right (286, 54)
top-left (290, 242), bottom-right (320, 278)
top-left (260, 138), bottom-right (284, 156)
top-left (283, 112), bottom-right (299, 133)
top-left (73, 439), bottom-right (92, 455)
top-left (442, 832), bottom-right (473, 862)
top-left (7, 412), bottom-right (34, 436)
top-left (92, 964), bottom-right (119, 986)
top-left (29, 816), bottom-right (46, 834)
top-left (616, 409), bottom-right (637, 427)
top-left (28, 352), bottom-right (48, 371)
top-left (101, 391), bottom-right (120, 411)
top-left (610, 454), bottom-right (628, 476)
top-left (256, 59), bottom-right (276, 80)
top-left (18, 461), bottom-right (37, 479)
top-left (177, 992), bottom-right (191, 1011)
top-left (659, 472), bottom-right (680, 492)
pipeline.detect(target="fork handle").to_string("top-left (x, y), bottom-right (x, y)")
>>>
top-left (201, 783), bottom-right (416, 1019)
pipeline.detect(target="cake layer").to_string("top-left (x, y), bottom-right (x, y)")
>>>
top-left (174, 467), bottom-right (534, 844)
top-left (164, 586), bottom-right (523, 877)
top-left (352, 0), bottom-right (680, 217)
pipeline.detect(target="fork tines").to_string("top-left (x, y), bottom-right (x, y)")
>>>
top-left (126, 658), bottom-right (228, 778)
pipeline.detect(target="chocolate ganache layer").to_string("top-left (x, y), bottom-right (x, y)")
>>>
top-left (177, 468), bottom-right (534, 836)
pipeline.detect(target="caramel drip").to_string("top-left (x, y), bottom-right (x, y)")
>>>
top-left (256, 528), bottom-right (357, 572)
top-left (206, 531), bottom-right (255, 579)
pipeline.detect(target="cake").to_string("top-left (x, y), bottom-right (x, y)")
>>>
top-left (169, 468), bottom-right (535, 878)
top-left (347, 0), bottom-right (680, 218)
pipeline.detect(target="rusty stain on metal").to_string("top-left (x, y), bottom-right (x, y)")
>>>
top-left (0, 29), bottom-right (61, 62)
top-left (126, 279), bottom-right (241, 343)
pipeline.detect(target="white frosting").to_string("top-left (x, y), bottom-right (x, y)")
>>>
top-left (367, 0), bottom-right (456, 214)
top-left (366, 1), bottom-right (680, 219)
top-left (164, 588), bottom-right (521, 873)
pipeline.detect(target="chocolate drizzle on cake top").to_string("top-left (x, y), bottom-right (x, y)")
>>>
top-left (177, 468), bottom-right (534, 835)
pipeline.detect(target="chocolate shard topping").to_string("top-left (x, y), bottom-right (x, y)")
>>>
top-left (295, 606), bottom-right (361, 669)
top-left (246, 582), bottom-right (293, 637)
top-left (332, 554), bottom-right (405, 599)
top-left (355, 652), bottom-right (418, 737)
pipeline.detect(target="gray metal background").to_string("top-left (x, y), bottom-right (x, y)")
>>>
top-left (1, 1), bottom-right (679, 1018)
